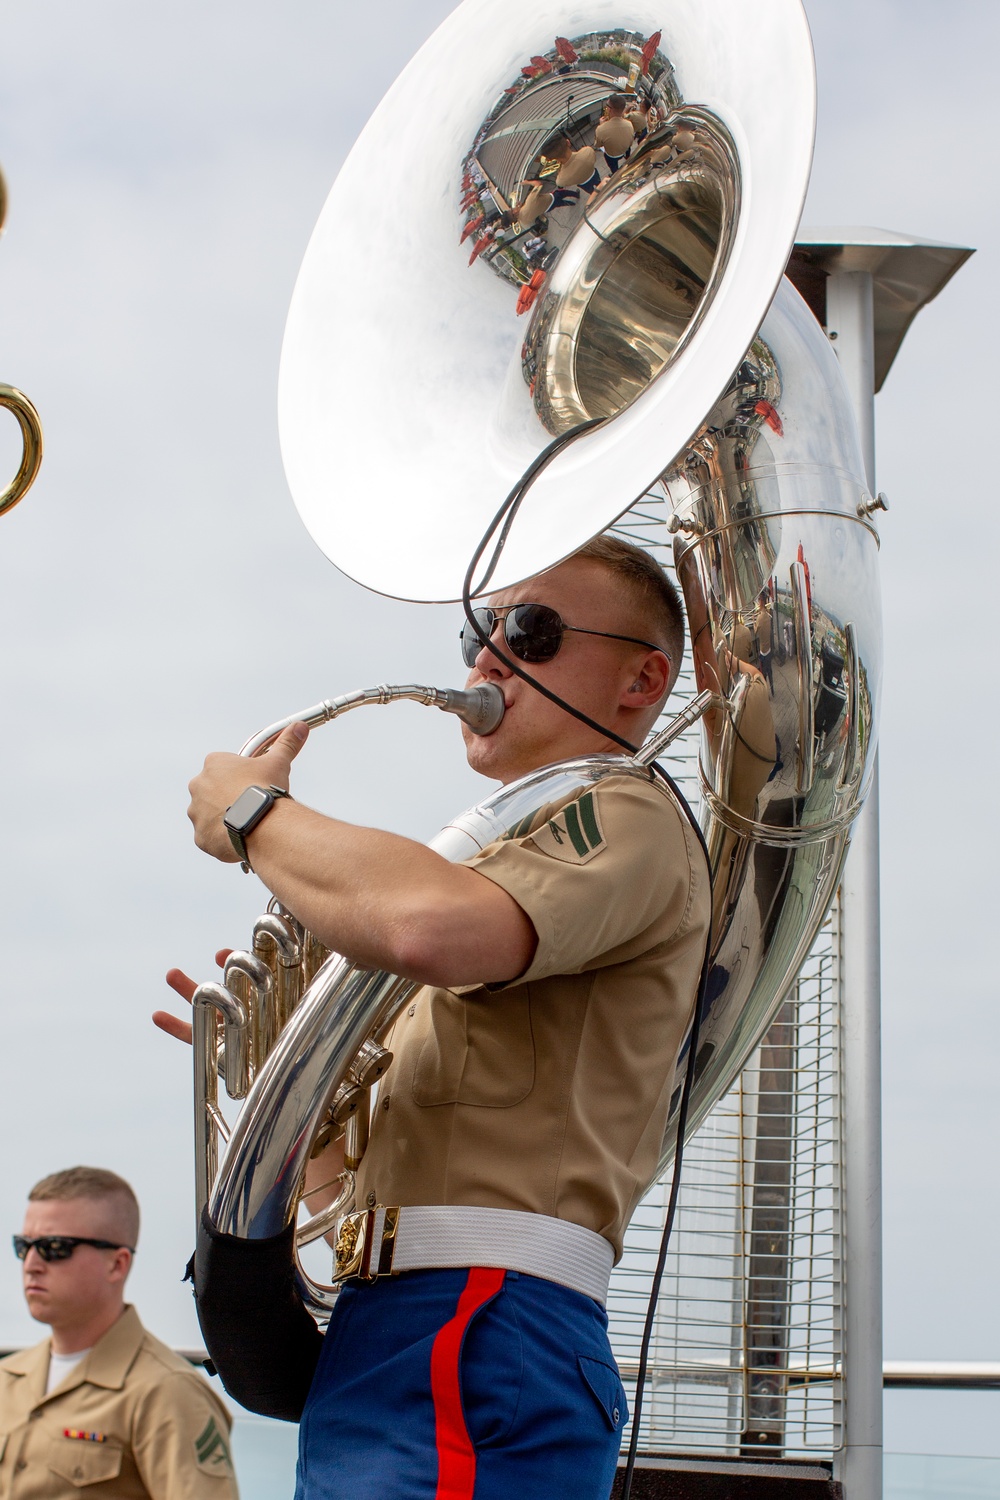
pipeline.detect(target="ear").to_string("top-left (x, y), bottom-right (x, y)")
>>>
top-left (619, 649), bottom-right (671, 710)
top-left (109, 1248), bottom-right (133, 1285)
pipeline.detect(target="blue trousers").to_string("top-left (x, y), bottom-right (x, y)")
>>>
top-left (294, 1267), bottom-right (627, 1499)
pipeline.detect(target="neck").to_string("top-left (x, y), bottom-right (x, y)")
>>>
top-left (49, 1302), bottom-right (124, 1356)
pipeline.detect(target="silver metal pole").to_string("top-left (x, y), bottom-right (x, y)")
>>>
top-left (826, 269), bottom-right (883, 1499)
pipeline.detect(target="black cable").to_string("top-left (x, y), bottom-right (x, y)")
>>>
top-left (459, 424), bottom-right (716, 1499)
top-left (460, 419), bottom-right (643, 757)
top-left (620, 916), bottom-right (710, 1500)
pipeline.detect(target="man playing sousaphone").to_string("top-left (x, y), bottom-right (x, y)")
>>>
top-left (160, 534), bottom-right (710, 1500)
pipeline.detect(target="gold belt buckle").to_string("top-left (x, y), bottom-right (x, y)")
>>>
top-left (333, 1206), bottom-right (400, 1282)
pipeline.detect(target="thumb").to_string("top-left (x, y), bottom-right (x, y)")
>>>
top-left (266, 721), bottom-right (309, 781)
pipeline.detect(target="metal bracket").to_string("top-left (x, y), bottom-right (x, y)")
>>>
top-left (857, 491), bottom-right (889, 519)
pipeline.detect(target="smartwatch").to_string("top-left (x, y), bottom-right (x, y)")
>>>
top-left (223, 785), bottom-right (290, 872)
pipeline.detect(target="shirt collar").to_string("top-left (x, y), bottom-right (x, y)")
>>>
top-left (3, 1306), bottom-right (144, 1405)
top-left (71, 1305), bottom-right (144, 1390)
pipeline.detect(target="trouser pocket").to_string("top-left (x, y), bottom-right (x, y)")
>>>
top-left (577, 1353), bottom-right (629, 1433)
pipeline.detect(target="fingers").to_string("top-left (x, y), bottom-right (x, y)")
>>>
top-left (151, 1011), bottom-right (194, 1046)
top-left (166, 947), bottom-right (234, 1004)
top-left (165, 968), bottom-right (198, 1004)
top-left (160, 950), bottom-right (237, 1046)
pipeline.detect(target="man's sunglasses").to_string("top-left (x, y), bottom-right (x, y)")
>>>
top-left (13, 1235), bottom-right (134, 1263)
top-left (460, 603), bottom-right (665, 669)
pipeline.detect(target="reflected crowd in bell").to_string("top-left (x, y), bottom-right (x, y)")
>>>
top-left (461, 28), bottom-right (737, 434)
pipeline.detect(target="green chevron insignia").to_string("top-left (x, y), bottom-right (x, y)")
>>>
top-left (194, 1416), bottom-right (233, 1473)
top-left (533, 791), bottom-right (606, 864)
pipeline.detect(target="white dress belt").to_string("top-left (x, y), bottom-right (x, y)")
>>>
top-left (333, 1204), bottom-right (615, 1306)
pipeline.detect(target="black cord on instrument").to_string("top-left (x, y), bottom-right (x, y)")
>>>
top-left (460, 425), bottom-right (715, 1499)
top-left (460, 419), bottom-right (644, 757)
top-left (619, 921), bottom-right (710, 1500)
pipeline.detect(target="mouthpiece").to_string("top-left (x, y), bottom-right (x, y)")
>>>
top-left (439, 683), bottom-right (506, 735)
top-left (240, 682), bottom-right (505, 756)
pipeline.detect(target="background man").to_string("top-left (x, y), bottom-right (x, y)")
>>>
top-left (546, 133), bottom-right (601, 203)
top-left (595, 94), bottom-right (635, 172)
top-left (169, 536), bottom-right (710, 1500)
top-left (0, 1167), bottom-right (238, 1499)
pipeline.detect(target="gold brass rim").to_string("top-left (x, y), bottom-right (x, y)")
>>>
top-left (0, 384), bottom-right (43, 518)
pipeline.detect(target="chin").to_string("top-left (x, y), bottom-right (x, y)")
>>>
top-left (464, 729), bottom-right (514, 783)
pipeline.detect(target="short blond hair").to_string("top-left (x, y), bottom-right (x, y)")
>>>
top-left (29, 1167), bottom-right (140, 1248)
top-left (574, 533), bottom-right (685, 690)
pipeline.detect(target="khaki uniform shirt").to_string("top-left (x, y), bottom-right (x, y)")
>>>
top-left (357, 774), bottom-right (710, 1260)
top-left (0, 1307), bottom-right (238, 1500)
top-left (555, 146), bottom-right (598, 187)
top-left (595, 118), bottom-right (635, 156)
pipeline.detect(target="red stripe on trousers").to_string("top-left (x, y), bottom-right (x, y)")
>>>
top-left (431, 1267), bottom-right (507, 1500)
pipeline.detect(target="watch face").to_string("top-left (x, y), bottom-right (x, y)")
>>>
top-left (225, 785), bottom-right (272, 833)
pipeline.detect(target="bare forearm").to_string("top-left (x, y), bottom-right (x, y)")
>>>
top-left (246, 799), bottom-right (535, 987)
top-left (185, 726), bottom-right (536, 987)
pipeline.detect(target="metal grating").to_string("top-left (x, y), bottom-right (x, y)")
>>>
top-left (608, 499), bottom-right (844, 1461)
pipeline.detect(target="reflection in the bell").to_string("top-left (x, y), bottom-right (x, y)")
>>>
top-left (460, 32), bottom-right (742, 434)
top-left (649, 275), bottom-right (881, 1159)
top-left (681, 555), bottom-right (779, 938)
top-left (595, 95), bottom-right (635, 173)
top-left (461, 29), bottom-right (678, 286)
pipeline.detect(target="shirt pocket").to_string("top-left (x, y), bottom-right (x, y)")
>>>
top-left (48, 1437), bottom-right (124, 1487)
top-left (411, 988), bottom-right (535, 1107)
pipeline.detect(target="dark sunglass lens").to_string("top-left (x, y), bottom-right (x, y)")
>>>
top-left (43, 1238), bottom-right (76, 1261)
top-left (506, 604), bottom-right (563, 662)
top-left (461, 609), bottom-right (496, 668)
top-left (13, 1237), bottom-right (78, 1262)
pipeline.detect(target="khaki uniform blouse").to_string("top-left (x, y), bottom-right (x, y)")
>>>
top-left (595, 118), bottom-right (635, 156)
top-left (356, 773), bottom-right (710, 1261)
top-left (0, 1307), bottom-right (237, 1499)
top-left (555, 146), bottom-right (598, 187)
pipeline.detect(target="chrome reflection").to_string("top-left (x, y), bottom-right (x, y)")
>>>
top-left (463, 31), bottom-right (740, 434)
top-left (657, 275), bottom-right (882, 1161)
top-left (278, 0), bottom-right (816, 603)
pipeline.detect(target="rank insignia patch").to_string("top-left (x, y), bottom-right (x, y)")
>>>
top-left (530, 791), bottom-right (606, 864)
top-left (194, 1415), bottom-right (233, 1474)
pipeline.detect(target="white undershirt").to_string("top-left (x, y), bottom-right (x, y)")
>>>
top-left (46, 1345), bottom-right (91, 1394)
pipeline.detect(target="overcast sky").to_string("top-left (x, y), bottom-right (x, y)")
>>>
top-left (0, 0), bottom-right (997, 1464)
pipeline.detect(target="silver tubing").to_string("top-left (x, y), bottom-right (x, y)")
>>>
top-left (252, 912), bottom-right (302, 966)
top-left (659, 276), bottom-right (881, 1166)
top-left (633, 690), bottom-right (724, 766)
top-left (253, 912), bottom-right (304, 1033)
top-left (838, 622), bottom-right (861, 793)
top-left (193, 982), bottom-right (248, 1222)
top-left (239, 683), bottom-right (505, 757)
top-left (790, 558), bottom-right (815, 795)
top-left (224, 950), bottom-right (275, 1082)
top-left (827, 266), bottom-right (883, 1500)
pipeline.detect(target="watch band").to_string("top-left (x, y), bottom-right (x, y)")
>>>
top-left (224, 785), bottom-right (290, 873)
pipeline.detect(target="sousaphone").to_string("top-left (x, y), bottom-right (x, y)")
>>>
top-left (191, 0), bottom-right (882, 1402)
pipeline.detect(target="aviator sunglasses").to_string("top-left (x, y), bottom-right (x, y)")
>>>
top-left (461, 603), bottom-right (664, 669)
top-left (13, 1235), bottom-right (135, 1263)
